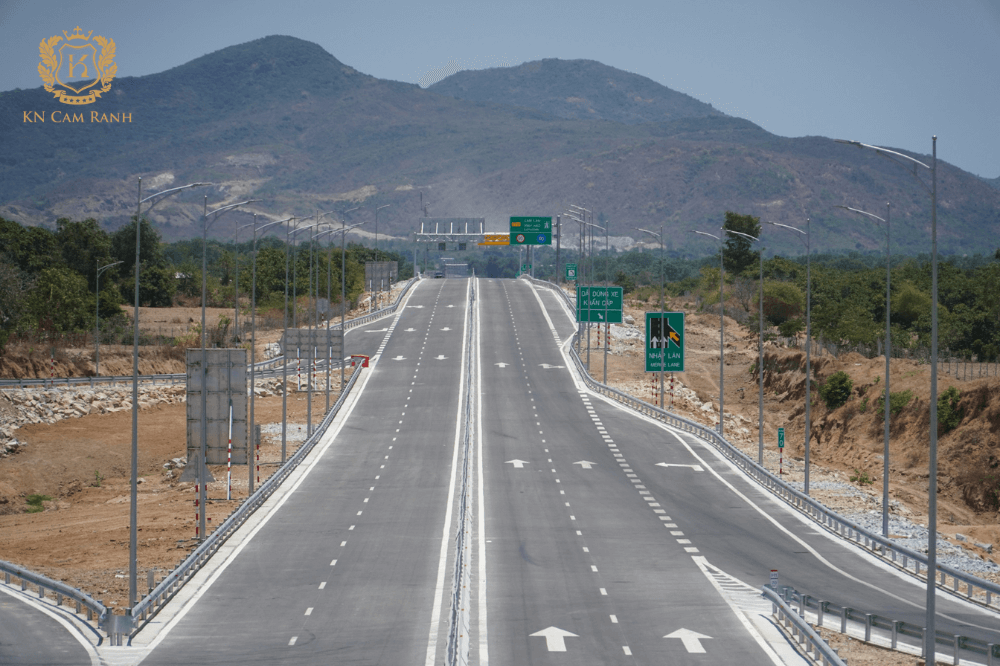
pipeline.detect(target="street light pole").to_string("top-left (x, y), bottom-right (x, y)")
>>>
top-left (835, 140), bottom-right (938, 652)
top-left (767, 220), bottom-right (811, 493)
top-left (635, 227), bottom-right (665, 408)
top-left (248, 215), bottom-right (288, 495)
top-left (374, 204), bottom-right (390, 309)
top-left (836, 203), bottom-right (892, 538)
top-left (693, 230), bottom-right (726, 436)
top-left (95, 259), bottom-right (122, 377)
top-left (340, 208), bottom-right (360, 393)
top-left (725, 229), bottom-right (763, 465)
top-left (199, 197), bottom-right (256, 542)
top-left (129, 178), bottom-right (211, 615)
top-left (282, 221), bottom-right (319, 462)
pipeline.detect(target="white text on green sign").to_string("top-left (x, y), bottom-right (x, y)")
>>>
top-left (645, 312), bottom-right (685, 372)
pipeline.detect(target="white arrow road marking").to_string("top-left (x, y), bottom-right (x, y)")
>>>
top-left (404, 328), bottom-right (416, 332)
top-left (446, 304), bottom-right (455, 308)
top-left (656, 463), bottom-right (704, 472)
top-left (495, 362), bottom-right (509, 368)
top-left (441, 327), bottom-right (452, 331)
top-left (538, 363), bottom-right (565, 369)
top-left (365, 328), bottom-right (389, 333)
top-left (573, 461), bottom-right (596, 469)
top-left (505, 459), bottom-right (529, 469)
top-left (435, 355), bottom-right (447, 360)
top-left (529, 626), bottom-right (578, 652)
top-left (664, 628), bottom-right (711, 653)
top-left (392, 355), bottom-right (406, 361)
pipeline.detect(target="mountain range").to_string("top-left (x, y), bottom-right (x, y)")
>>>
top-left (1, 35), bottom-right (997, 256)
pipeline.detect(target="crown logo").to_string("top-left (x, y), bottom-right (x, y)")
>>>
top-left (64, 26), bottom-right (93, 41)
top-left (38, 28), bottom-right (117, 105)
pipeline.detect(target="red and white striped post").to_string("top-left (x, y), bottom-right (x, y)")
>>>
top-left (194, 482), bottom-right (200, 539)
top-left (226, 401), bottom-right (233, 500)
top-left (296, 347), bottom-right (301, 391)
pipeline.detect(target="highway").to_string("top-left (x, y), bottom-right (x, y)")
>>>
top-left (5, 275), bottom-right (1000, 665)
top-left (0, 589), bottom-right (93, 665)
top-left (140, 277), bottom-right (471, 664)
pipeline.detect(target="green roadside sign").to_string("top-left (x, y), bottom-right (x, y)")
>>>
top-left (576, 286), bottom-right (623, 323)
top-left (509, 217), bottom-right (552, 245)
top-left (565, 263), bottom-right (577, 280)
top-left (778, 427), bottom-right (785, 448)
top-left (522, 264), bottom-right (532, 273)
top-left (645, 312), bottom-right (685, 372)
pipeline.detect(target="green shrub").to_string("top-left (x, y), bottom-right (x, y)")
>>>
top-left (937, 386), bottom-right (962, 434)
top-left (25, 494), bottom-right (52, 513)
top-left (819, 371), bottom-right (853, 410)
top-left (850, 469), bottom-right (874, 485)
top-left (859, 396), bottom-right (869, 413)
top-left (875, 389), bottom-right (914, 417)
top-left (778, 318), bottom-right (804, 337)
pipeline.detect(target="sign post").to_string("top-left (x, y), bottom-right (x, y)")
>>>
top-left (778, 427), bottom-right (785, 475)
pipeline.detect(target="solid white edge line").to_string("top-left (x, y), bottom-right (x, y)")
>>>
top-left (425, 278), bottom-right (471, 666)
top-left (139, 280), bottom-right (422, 652)
top-left (475, 278), bottom-right (488, 665)
top-left (0, 584), bottom-right (101, 666)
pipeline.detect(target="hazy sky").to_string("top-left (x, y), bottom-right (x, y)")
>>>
top-left (3, 0), bottom-right (998, 178)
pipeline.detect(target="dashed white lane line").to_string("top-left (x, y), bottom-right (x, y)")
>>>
top-left (330, 559), bottom-right (337, 566)
top-left (318, 582), bottom-right (326, 589)
top-left (304, 607), bottom-right (313, 616)
top-left (289, 636), bottom-right (297, 646)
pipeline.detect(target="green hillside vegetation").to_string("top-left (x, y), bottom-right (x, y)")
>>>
top-left (1, 36), bottom-right (998, 256)
top-left (0, 216), bottom-right (410, 351)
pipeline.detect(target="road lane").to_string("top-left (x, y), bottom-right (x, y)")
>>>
top-left (142, 278), bottom-right (472, 665)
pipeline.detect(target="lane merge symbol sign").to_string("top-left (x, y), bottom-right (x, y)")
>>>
top-left (645, 312), bottom-right (685, 372)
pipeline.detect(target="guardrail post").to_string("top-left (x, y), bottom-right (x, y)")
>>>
top-left (953, 635), bottom-right (961, 665)
top-left (817, 600), bottom-right (826, 627)
top-left (891, 620), bottom-right (900, 649)
top-left (38, 584), bottom-right (44, 599)
top-left (841, 607), bottom-right (851, 634)
top-left (864, 613), bottom-right (872, 641)
top-left (987, 642), bottom-right (996, 666)
top-left (4, 572), bottom-right (9, 584)
top-left (21, 578), bottom-right (26, 591)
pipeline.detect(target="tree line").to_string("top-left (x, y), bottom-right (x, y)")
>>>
top-left (0, 216), bottom-right (412, 350)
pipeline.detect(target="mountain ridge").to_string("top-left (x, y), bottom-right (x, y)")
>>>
top-left (1, 36), bottom-right (997, 256)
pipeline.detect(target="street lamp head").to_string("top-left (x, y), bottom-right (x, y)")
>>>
top-left (724, 229), bottom-right (759, 243)
top-left (691, 230), bottom-right (722, 242)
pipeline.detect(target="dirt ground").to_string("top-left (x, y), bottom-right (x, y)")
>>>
top-left (0, 381), bottom-right (346, 612)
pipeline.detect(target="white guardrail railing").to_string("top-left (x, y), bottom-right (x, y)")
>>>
top-left (0, 277), bottom-right (418, 391)
top-left (522, 275), bottom-right (1000, 614)
top-left (774, 584), bottom-right (1000, 665)
top-left (762, 585), bottom-right (847, 666)
top-left (0, 559), bottom-right (109, 638)
top-left (447, 274), bottom-right (476, 666)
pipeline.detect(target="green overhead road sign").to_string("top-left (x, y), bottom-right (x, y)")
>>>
top-left (565, 263), bottom-right (577, 280)
top-left (778, 427), bottom-right (785, 448)
top-left (576, 286), bottom-right (623, 323)
top-left (510, 217), bottom-right (552, 245)
top-left (645, 312), bottom-right (685, 372)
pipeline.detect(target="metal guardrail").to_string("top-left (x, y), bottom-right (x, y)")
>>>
top-left (762, 585), bottom-right (847, 666)
top-left (0, 278), bottom-right (418, 391)
top-left (447, 274), bottom-right (476, 666)
top-left (0, 558), bottom-right (108, 636)
top-left (124, 363), bottom-right (366, 641)
top-left (522, 275), bottom-right (1000, 614)
top-left (778, 585), bottom-right (1000, 665)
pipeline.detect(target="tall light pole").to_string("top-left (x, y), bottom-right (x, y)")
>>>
top-left (95, 259), bottom-right (122, 376)
top-left (836, 203), bottom-right (892, 538)
top-left (374, 204), bottom-right (390, 308)
top-left (635, 227), bottom-right (665, 408)
top-left (248, 215), bottom-right (288, 495)
top-left (282, 221), bottom-right (319, 464)
top-left (129, 178), bottom-right (211, 615)
top-left (767, 219), bottom-right (811, 494)
top-left (835, 142), bottom-right (937, 653)
top-left (339, 208), bottom-right (361, 392)
top-left (235, 221), bottom-right (258, 343)
top-left (199, 197), bottom-right (257, 543)
top-left (693, 230), bottom-right (726, 437)
top-left (725, 229), bottom-right (764, 464)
